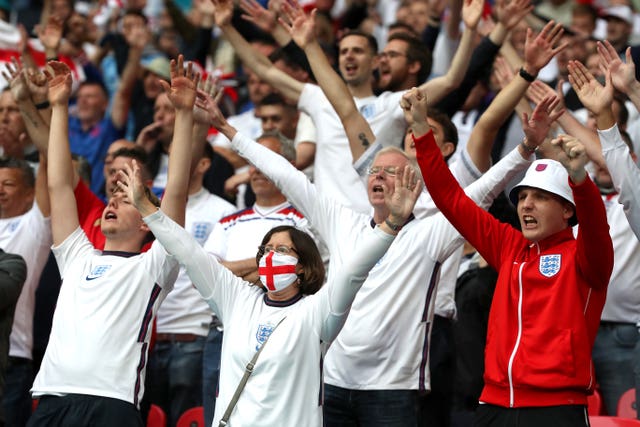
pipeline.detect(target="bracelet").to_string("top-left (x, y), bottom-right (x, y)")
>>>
top-left (520, 138), bottom-right (537, 153)
top-left (519, 67), bottom-right (537, 83)
top-left (384, 217), bottom-right (403, 232)
top-left (35, 100), bottom-right (50, 110)
top-left (46, 56), bottom-right (59, 62)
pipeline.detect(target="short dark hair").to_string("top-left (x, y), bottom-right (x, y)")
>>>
top-left (387, 33), bottom-right (432, 84)
top-left (256, 226), bottom-right (325, 295)
top-left (339, 30), bottom-right (378, 55)
top-left (0, 157), bottom-right (35, 188)
top-left (388, 22), bottom-right (419, 37)
top-left (429, 108), bottom-right (458, 160)
top-left (78, 80), bottom-right (109, 99)
top-left (257, 92), bottom-right (293, 109)
top-left (123, 8), bottom-right (148, 24)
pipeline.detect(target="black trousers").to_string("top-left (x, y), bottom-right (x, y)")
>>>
top-left (474, 404), bottom-right (589, 427)
top-left (27, 394), bottom-right (143, 427)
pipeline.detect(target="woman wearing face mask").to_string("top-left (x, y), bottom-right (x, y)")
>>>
top-left (117, 159), bottom-right (420, 427)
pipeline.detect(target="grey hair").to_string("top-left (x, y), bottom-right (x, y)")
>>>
top-left (257, 130), bottom-right (297, 163)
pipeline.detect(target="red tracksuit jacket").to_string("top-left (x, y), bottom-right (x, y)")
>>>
top-left (415, 130), bottom-right (614, 408)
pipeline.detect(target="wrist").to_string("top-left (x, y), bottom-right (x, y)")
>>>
top-left (520, 137), bottom-right (537, 153)
top-left (519, 66), bottom-right (537, 83)
top-left (384, 216), bottom-right (404, 232)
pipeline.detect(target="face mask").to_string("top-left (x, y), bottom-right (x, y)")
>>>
top-left (258, 251), bottom-right (299, 292)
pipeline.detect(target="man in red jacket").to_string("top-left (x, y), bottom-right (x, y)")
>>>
top-left (407, 87), bottom-right (614, 427)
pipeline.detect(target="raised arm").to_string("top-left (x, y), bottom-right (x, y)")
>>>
top-left (418, 0), bottom-right (483, 103)
top-left (158, 55), bottom-right (198, 226)
top-left (110, 23), bottom-right (148, 129)
top-left (279, 3), bottom-right (375, 163)
top-left (565, 60), bottom-right (616, 166)
top-left (45, 61), bottom-right (80, 245)
top-left (212, 0), bottom-right (304, 102)
top-left (466, 21), bottom-right (566, 171)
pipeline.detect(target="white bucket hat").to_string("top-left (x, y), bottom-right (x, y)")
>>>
top-left (509, 159), bottom-right (578, 226)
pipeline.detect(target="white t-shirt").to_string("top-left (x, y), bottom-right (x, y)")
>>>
top-left (32, 228), bottom-right (179, 406)
top-left (156, 188), bottom-right (236, 335)
top-left (298, 84), bottom-right (406, 214)
top-left (231, 131), bottom-right (533, 390)
top-left (0, 203), bottom-right (51, 359)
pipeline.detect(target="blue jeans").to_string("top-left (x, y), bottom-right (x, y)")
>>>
top-left (592, 322), bottom-right (640, 417)
top-left (145, 336), bottom-right (205, 427)
top-left (323, 384), bottom-right (418, 427)
top-left (203, 326), bottom-right (222, 427)
top-left (2, 357), bottom-right (33, 427)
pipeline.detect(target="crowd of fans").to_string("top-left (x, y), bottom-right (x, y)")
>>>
top-left (0, 0), bottom-right (640, 425)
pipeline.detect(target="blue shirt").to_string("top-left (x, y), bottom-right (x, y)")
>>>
top-left (68, 116), bottom-right (124, 196)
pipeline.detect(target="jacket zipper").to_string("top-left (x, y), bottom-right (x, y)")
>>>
top-left (507, 262), bottom-right (526, 407)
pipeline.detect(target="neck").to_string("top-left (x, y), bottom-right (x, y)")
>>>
top-left (372, 206), bottom-right (390, 225)
top-left (80, 117), bottom-right (101, 132)
top-left (255, 194), bottom-right (287, 207)
top-left (348, 82), bottom-right (375, 99)
top-left (103, 237), bottom-right (143, 253)
top-left (267, 284), bottom-right (301, 302)
top-left (188, 180), bottom-right (203, 196)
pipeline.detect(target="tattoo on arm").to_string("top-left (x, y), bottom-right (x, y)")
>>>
top-left (359, 133), bottom-right (370, 148)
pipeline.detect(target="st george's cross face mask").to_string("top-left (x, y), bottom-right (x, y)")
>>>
top-left (258, 251), bottom-right (299, 292)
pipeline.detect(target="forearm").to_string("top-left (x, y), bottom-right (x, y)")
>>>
top-left (573, 176), bottom-right (614, 288)
top-left (161, 109), bottom-right (193, 226)
top-left (599, 124), bottom-right (640, 239)
top-left (111, 47), bottom-right (142, 128)
top-left (321, 225), bottom-right (396, 341)
top-left (48, 105), bottom-right (74, 192)
top-left (220, 258), bottom-right (257, 278)
top-left (18, 100), bottom-right (50, 155)
top-left (628, 80), bottom-right (640, 111)
top-left (464, 145), bottom-right (534, 209)
top-left (422, 26), bottom-right (476, 104)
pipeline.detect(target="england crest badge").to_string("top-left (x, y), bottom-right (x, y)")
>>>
top-left (539, 255), bottom-right (561, 277)
top-left (255, 323), bottom-right (275, 351)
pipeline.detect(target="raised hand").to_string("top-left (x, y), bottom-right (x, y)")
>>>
top-left (240, 0), bottom-right (278, 33)
top-left (567, 59), bottom-right (613, 116)
top-left (492, 56), bottom-right (515, 90)
top-left (522, 95), bottom-right (564, 147)
top-left (496, 0), bottom-right (533, 31)
top-left (462, 0), bottom-right (485, 30)
top-left (194, 73), bottom-right (222, 124)
top-left (44, 61), bottom-right (72, 106)
top-left (384, 165), bottom-right (422, 225)
top-left (523, 21), bottom-right (567, 76)
top-left (400, 87), bottom-right (429, 137)
top-left (279, 2), bottom-right (316, 49)
top-left (37, 15), bottom-right (64, 53)
top-left (116, 160), bottom-right (151, 212)
top-left (211, 0), bottom-right (234, 28)
top-left (159, 55), bottom-right (200, 111)
top-left (550, 134), bottom-right (588, 183)
top-left (597, 40), bottom-right (636, 93)
top-left (194, 88), bottom-right (226, 130)
top-left (2, 58), bottom-right (31, 102)
top-left (25, 68), bottom-right (50, 105)
top-left (526, 80), bottom-right (565, 116)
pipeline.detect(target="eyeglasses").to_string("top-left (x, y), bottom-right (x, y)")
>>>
top-left (258, 245), bottom-right (298, 256)
top-left (367, 166), bottom-right (399, 176)
top-left (378, 50), bottom-right (407, 60)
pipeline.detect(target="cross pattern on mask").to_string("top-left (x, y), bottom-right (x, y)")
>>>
top-left (258, 251), bottom-right (297, 291)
